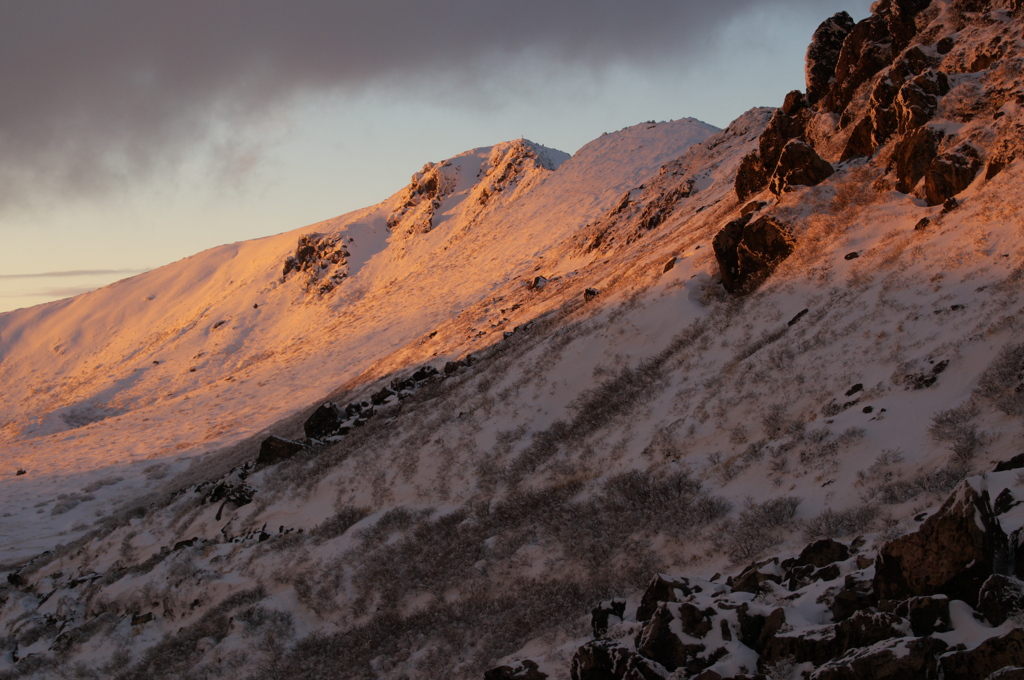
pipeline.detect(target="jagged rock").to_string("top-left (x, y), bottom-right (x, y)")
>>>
top-left (769, 140), bottom-right (835, 195)
top-left (762, 611), bottom-right (909, 668)
top-left (371, 387), bottom-right (396, 406)
top-left (994, 488), bottom-right (1022, 515)
top-left (878, 0), bottom-right (931, 50)
top-left (485, 659), bottom-right (548, 680)
top-left (895, 70), bottom-right (950, 135)
top-left (940, 629), bottom-right (1024, 680)
top-left (785, 539), bottom-right (850, 571)
top-left (635, 602), bottom-right (723, 675)
top-left (941, 197), bottom-right (960, 214)
top-left (735, 604), bottom-right (786, 654)
top-left (731, 558), bottom-right (785, 594)
top-left (831, 572), bottom-right (879, 622)
top-left (713, 215), bottom-right (796, 294)
top-left (584, 288), bottom-right (600, 302)
top-left (874, 482), bottom-right (1010, 606)
top-left (809, 636), bottom-right (947, 680)
top-left (806, 12), bottom-right (856, 105)
top-left (256, 436), bottom-right (306, 469)
top-left (781, 90), bottom-right (807, 116)
top-left (891, 126), bottom-right (944, 193)
top-left (663, 257), bottom-right (677, 273)
top-left (637, 574), bottom-right (702, 621)
top-left (131, 612), bottom-right (154, 626)
top-left (735, 152), bottom-right (770, 201)
top-left (923, 145), bottom-right (982, 206)
top-left (570, 640), bottom-right (665, 680)
top-left (444, 360), bottom-right (466, 375)
top-left (759, 112), bottom-right (808, 176)
top-left (842, 116), bottom-right (877, 160)
top-left (304, 402), bottom-right (345, 439)
top-left (592, 599), bottom-right (626, 638)
top-left (823, 15), bottom-right (895, 113)
top-left (977, 574), bottom-right (1024, 626)
top-left (741, 201), bottom-right (767, 217)
top-left (893, 595), bottom-right (950, 635)
top-left (530, 276), bottom-right (548, 290)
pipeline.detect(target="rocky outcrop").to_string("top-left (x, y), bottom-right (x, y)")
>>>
top-left (255, 435), bottom-right (306, 469)
top-left (282, 233), bottom-right (350, 295)
top-left (485, 659), bottom-right (548, 680)
top-left (923, 145), bottom-right (982, 206)
top-left (712, 215), bottom-right (796, 294)
top-left (806, 12), bottom-right (857, 105)
top-left (768, 140), bottom-right (834, 194)
top-left (570, 640), bottom-right (665, 680)
top-left (874, 482), bottom-right (1010, 606)
top-left (891, 126), bottom-right (944, 194)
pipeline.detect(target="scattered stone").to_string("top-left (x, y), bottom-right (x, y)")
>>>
top-left (663, 257), bottom-right (677, 273)
top-left (914, 217), bottom-right (931, 231)
top-left (529, 276), bottom-right (548, 290)
top-left (846, 384), bottom-right (864, 397)
top-left (584, 288), bottom-right (600, 302)
top-left (15, 468), bottom-right (26, 476)
top-left (131, 612), bottom-right (155, 626)
top-left (844, 252), bottom-right (860, 260)
top-left (788, 309), bottom-right (810, 326)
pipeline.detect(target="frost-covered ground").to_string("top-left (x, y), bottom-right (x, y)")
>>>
top-left (2, 0), bottom-right (1024, 677)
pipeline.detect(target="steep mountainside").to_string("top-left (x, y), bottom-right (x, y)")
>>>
top-left (3, 0), bottom-right (1024, 678)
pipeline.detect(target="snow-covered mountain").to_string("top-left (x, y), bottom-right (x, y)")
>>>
top-left (2, 0), bottom-right (1024, 678)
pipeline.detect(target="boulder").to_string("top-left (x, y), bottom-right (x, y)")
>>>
top-left (822, 15), bottom-right (895, 113)
top-left (893, 595), bottom-right (950, 635)
top-left (874, 482), bottom-right (1010, 606)
top-left (255, 436), bottom-right (306, 469)
top-left (841, 116), bottom-right (876, 161)
top-left (784, 539), bottom-right (850, 571)
top-left (412, 365), bottom-right (439, 382)
top-left (923, 146), bottom-right (982, 206)
top-left (977, 574), bottom-right (1024, 626)
top-left (304, 402), bottom-right (345, 439)
top-left (809, 636), bottom-right (947, 680)
top-left (485, 659), bottom-right (548, 680)
top-left (713, 215), bottom-right (796, 294)
top-left (570, 640), bottom-right (665, 680)
top-left (735, 604), bottom-right (786, 654)
top-left (759, 111), bottom-right (808, 175)
top-left (769, 140), bottom-right (835, 195)
top-left (891, 126), bottom-right (944, 193)
top-left (894, 70), bottom-right (949, 135)
top-left (831, 573), bottom-right (879, 622)
top-left (806, 12), bottom-right (856, 105)
top-left (940, 629), bottom-right (1024, 680)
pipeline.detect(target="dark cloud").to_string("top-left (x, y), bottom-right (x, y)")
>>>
top-left (0, 1), bottom-right (857, 207)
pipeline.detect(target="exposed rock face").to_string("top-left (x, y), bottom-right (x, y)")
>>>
top-left (809, 636), bottom-right (947, 680)
top-left (281, 233), bottom-right (350, 295)
top-left (874, 482), bottom-right (1010, 606)
top-left (570, 640), bottom-right (664, 680)
top-left (806, 12), bottom-right (857, 105)
top-left (940, 629), bottom-right (1024, 680)
top-left (977, 574), bottom-right (1024, 626)
top-left (923, 145), bottom-right (982, 206)
top-left (304, 402), bottom-right (345, 440)
top-left (768, 140), bottom-right (834, 194)
top-left (891, 126), bottom-right (944, 193)
top-left (713, 215), bottom-right (796, 294)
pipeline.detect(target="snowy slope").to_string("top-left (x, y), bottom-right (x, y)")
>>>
top-left (0, 122), bottom-right (717, 562)
top-left (2, 1), bottom-right (1024, 678)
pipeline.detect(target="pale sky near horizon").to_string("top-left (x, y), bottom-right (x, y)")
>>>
top-left (0, 1), bottom-right (872, 314)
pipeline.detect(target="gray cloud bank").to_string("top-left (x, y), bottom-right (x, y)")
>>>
top-left (0, 1), bottom-right (852, 207)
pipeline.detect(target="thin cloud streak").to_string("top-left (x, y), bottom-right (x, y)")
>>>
top-left (0, 269), bottom-right (149, 280)
top-left (0, 1), bottom-right (856, 208)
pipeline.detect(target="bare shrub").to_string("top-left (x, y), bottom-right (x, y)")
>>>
top-left (929, 401), bottom-right (984, 465)
top-left (976, 342), bottom-right (1024, 416)
top-left (720, 496), bottom-right (801, 563)
top-left (803, 505), bottom-right (878, 540)
top-left (311, 506), bottom-right (370, 543)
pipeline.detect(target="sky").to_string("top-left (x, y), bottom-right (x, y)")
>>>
top-left (0, 0), bottom-right (872, 314)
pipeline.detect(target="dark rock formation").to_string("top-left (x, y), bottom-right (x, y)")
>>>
top-left (635, 602), bottom-right (722, 675)
top-left (822, 15), bottom-right (895, 113)
top-left (304, 402), bottom-right (345, 440)
top-left (485, 659), bottom-right (548, 680)
top-left (713, 215), bottom-right (796, 294)
top-left (256, 436), bottom-right (306, 469)
top-left (891, 126), bottom-right (944, 193)
top-left (570, 640), bottom-right (665, 680)
top-left (809, 636), bottom-right (947, 680)
top-left (735, 152), bottom-right (770, 201)
top-left (893, 595), bottom-right (950, 635)
top-left (923, 145), bottom-right (982, 206)
top-left (637, 574), bottom-right (701, 621)
top-left (591, 599), bottom-right (626, 638)
top-left (769, 140), bottom-right (835, 194)
top-left (940, 629), bottom-right (1024, 680)
top-left (874, 482), bottom-right (1010, 606)
top-left (977, 574), bottom-right (1024, 626)
top-left (806, 12), bottom-right (857, 105)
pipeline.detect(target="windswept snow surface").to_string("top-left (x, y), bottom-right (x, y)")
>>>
top-left (0, 121), bottom-right (717, 561)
